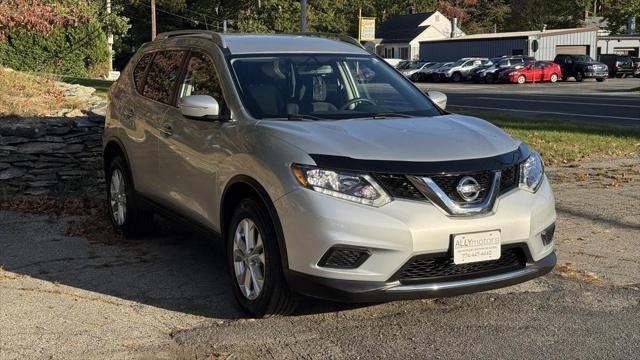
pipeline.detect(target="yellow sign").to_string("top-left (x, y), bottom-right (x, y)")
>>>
top-left (359, 17), bottom-right (376, 41)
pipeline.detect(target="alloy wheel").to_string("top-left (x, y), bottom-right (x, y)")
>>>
top-left (550, 74), bottom-right (558, 83)
top-left (109, 169), bottom-right (127, 226)
top-left (233, 218), bottom-right (266, 300)
top-left (517, 75), bottom-right (526, 84)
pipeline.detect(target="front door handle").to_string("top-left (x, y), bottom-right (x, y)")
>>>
top-left (159, 124), bottom-right (173, 137)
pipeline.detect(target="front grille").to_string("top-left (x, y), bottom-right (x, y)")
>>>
top-left (318, 247), bottom-right (370, 269)
top-left (500, 164), bottom-right (519, 193)
top-left (430, 172), bottom-right (492, 204)
top-left (394, 247), bottom-right (526, 284)
top-left (375, 174), bottom-right (425, 200)
top-left (375, 164), bottom-right (520, 202)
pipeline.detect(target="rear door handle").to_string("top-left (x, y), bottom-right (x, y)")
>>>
top-left (159, 124), bottom-right (173, 137)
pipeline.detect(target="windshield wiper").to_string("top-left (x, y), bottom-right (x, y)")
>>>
top-left (346, 112), bottom-right (415, 120)
top-left (266, 114), bottom-right (323, 121)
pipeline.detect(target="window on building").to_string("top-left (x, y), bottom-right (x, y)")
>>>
top-left (400, 47), bottom-right (409, 60)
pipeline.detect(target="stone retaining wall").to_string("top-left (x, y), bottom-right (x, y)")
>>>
top-left (0, 115), bottom-right (105, 196)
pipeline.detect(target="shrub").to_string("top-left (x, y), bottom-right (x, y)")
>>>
top-left (0, 19), bottom-right (110, 77)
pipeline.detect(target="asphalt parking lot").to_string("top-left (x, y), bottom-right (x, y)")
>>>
top-left (1, 158), bottom-right (639, 359)
top-left (416, 78), bottom-right (640, 127)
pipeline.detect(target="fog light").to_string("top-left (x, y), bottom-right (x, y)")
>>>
top-left (541, 223), bottom-right (555, 245)
top-left (318, 247), bottom-right (370, 269)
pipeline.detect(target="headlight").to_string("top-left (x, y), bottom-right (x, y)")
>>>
top-left (508, 71), bottom-right (517, 76)
top-left (519, 151), bottom-right (544, 192)
top-left (291, 164), bottom-right (391, 207)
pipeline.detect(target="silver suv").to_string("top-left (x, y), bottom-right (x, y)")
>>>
top-left (104, 31), bottom-right (556, 317)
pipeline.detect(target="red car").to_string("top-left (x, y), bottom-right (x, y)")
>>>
top-left (502, 61), bottom-right (562, 84)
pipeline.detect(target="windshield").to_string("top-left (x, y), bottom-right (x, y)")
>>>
top-left (230, 55), bottom-right (441, 120)
top-left (451, 59), bottom-right (468, 67)
top-left (405, 61), bottom-right (426, 70)
top-left (574, 55), bottom-right (594, 62)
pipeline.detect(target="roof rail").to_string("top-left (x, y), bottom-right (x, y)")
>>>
top-left (288, 32), bottom-right (366, 50)
top-left (155, 30), bottom-right (226, 49)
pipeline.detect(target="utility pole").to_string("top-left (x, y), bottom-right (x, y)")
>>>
top-left (300, 0), bottom-right (307, 32)
top-left (151, 0), bottom-right (157, 40)
top-left (106, 0), bottom-right (113, 72)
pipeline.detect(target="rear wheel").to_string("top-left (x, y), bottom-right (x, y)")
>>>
top-left (452, 72), bottom-right (462, 82)
top-left (227, 197), bottom-right (297, 317)
top-left (485, 74), bottom-right (494, 84)
top-left (549, 73), bottom-right (558, 83)
top-left (575, 72), bottom-right (584, 82)
top-left (615, 73), bottom-right (624, 78)
top-left (517, 75), bottom-right (526, 84)
top-left (596, 77), bottom-right (606, 82)
top-left (106, 156), bottom-right (153, 236)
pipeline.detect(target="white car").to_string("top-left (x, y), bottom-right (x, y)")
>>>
top-left (105, 31), bottom-right (556, 317)
top-left (435, 57), bottom-right (490, 82)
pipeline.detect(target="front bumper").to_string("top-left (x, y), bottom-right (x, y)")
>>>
top-left (286, 251), bottom-right (556, 302)
top-left (275, 176), bottom-right (556, 290)
top-left (583, 71), bottom-right (608, 78)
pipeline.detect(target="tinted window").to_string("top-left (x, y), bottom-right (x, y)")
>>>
top-left (178, 52), bottom-right (226, 110)
top-left (230, 55), bottom-right (440, 120)
top-left (133, 53), bottom-right (153, 93)
top-left (143, 50), bottom-right (186, 104)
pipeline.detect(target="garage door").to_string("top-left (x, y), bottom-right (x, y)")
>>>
top-left (556, 45), bottom-right (588, 55)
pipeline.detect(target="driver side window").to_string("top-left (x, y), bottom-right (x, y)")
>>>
top-left (178, 52), bottom-right (226, 111)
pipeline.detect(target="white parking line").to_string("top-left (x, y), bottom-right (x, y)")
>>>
top-left (473, 97), bottom-right (640, 108)
top-left (449, 105), bottom-right (640, 121)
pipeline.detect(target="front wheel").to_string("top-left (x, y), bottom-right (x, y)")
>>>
top-left (575, 72), bottom-right (584, 82)
top-left (227, 198), bottom-right (297, 317)
top-left (549, 73), bottom-right (558, 83)
top-left (596, 77), bottom-right (606, 82)
top-left (485, 74), bottom-right (494, 84)
top-left (517, 75), bottom-right (526, 84)
top-left (451, 72), bottom-right (462, 82)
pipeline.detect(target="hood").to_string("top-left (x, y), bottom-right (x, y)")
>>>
top-left (258, 114), bottom-right (520, 162)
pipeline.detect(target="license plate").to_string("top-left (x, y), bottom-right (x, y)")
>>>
top-left (453, 230), bottom-right (501, 265)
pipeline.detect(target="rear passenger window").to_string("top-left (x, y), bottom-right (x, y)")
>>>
top-left (133, 53), bottom-right (153, 93)
top-left (177, 52), bottom-right (226, 110)
top-left (143, 50), bottom-right (186, 104)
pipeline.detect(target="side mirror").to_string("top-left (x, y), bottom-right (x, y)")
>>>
top-left (426, 90), bottom-right (447, 110)
top-left (178, 95), bottom-right (220, 120)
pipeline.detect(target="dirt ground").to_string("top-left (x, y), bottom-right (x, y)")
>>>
top-left (0, 157), bottom-right (639, 359)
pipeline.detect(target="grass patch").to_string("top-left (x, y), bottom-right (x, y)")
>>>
top-left (474, 114), bottom-right (640, 164)
top-left (61, 76), bottom-right (113, 98)
top-left (0, 69), bottom-right (85, 117)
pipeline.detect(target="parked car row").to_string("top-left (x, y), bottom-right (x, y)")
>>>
top-left (394, 53), bottom-right (639, 85)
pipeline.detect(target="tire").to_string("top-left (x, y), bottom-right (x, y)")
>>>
top-left (227, 197), bottom-right (297, 317)
top-left (517, 75), bottom-right (526, 84)
top-left (562, 76), bottom-right (568, 81)
top-left (549, 73), bottom-right (558, 83)
top-left (596, 77), bottom-right (606, 82)
top-left (575, 72), bottom-right (584, 82)
top-left (485, 74), bottom-right (494, 84)
top-left (615, 73), bottom-right (623, 79)
top-left (106, 156), bottom-right (153, 236)
top-left (452, 72), bottom-right (462, 82)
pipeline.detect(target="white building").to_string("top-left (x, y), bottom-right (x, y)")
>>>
top-left (374, 11), bottom-right (464, 61)
top-left (597, 35), bottom-right (640, 57)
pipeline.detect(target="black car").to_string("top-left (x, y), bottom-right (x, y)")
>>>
top-left (633, 57), bottom-right (640, 77)
top-left (553, 54), bottom-right (608, 82)
top-left (469, 55), bottom-right (536, 84)
top-left (598, 54), bottom-right (634, 78)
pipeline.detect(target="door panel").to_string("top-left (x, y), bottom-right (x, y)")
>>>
top-left (139, 50), bottom-right (187, 202)
top-left (158, 51), bottom-right (230, 227)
